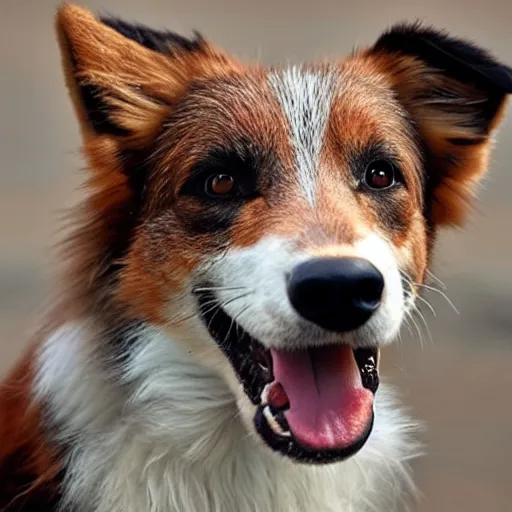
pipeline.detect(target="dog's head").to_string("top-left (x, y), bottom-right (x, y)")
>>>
top-left (56, 5), bottom-right (512, 463)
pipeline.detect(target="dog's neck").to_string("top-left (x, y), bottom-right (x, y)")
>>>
top-left (35, 319), bottom-right (417, 512)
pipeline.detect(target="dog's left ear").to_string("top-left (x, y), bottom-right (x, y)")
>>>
top-left (368, 24), bottom-right (512, 226)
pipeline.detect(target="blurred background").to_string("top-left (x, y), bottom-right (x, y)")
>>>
top-left (1, 0), bottom-right (511, 510)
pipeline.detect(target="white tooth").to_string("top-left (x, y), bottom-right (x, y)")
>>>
top-left (258, 363), bottom-right (268, 372)
top-left (261, 383), bottom-right (272, 404)
top-left (280, 430), bottom-right (292, 438)
top-left (263, 406), bottom-right (285, 436)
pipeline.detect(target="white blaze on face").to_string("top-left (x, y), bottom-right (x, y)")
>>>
top-left (202, 233), bottom-right (404, 350)
top-left (268, 67), bottom-right (336, 207)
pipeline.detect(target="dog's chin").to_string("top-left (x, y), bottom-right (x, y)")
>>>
top-left (196, 292), bottom-right (380, 465)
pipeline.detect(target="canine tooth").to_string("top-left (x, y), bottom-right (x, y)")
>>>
top-left (262, 406), bottom-right (292, 439)
top-left (261, 383), bottom-right (272, 404)
top-left (275, 411), bottom-right (290, 431)
top-left (263, 406), bottom-right (283, 435)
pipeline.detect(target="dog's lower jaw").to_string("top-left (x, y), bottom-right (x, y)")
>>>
top-left (36, 320), bottom-right (420, 512)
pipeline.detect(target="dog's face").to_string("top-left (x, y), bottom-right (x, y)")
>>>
top-left (57, 6), bottom-right (511, 463)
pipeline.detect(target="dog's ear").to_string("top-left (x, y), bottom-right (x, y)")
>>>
top-left (368, 23), bottom-right (512, 226)
top-left (55, 5), bottom-right (242, 300)
top-left (56, 4), bottom-right (234, 146)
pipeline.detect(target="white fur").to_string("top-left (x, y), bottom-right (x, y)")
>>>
top-left (353, 233), bottom-right (405, 347)
top-left (268, 67), bottom-right (336, 206)
top-left (204, 233), bottom-right (404, 351)
top-left (36, 321), bottom-right (419, 512)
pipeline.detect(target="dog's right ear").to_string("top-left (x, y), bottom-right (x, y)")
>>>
top-left (56, 4), bottom-right (236, 146)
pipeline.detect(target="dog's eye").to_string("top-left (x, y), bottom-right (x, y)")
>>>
top-left (364, 160), bottom-right (396, 190)
top-left (205, 173), bottom-right (236, 198)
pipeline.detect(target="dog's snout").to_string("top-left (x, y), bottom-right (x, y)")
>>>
top-left (287, 257), bottom-right (384, 332)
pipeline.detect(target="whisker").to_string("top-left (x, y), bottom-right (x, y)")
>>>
top-left (166, 310), bottom-right (200, 328)
top-left (193, 286), bottom-right (248, 293)
top-left (400, 269), bottom-right (458, 315)
top-left (402, 317), bottom-right (414, 338)
top-left (223, 304), bottom-right (253, 346)
top-left (406, 310), bottom-right (424, 348)
top-left (168, 300), bottom-right (219, 328)
top-left (426, 269), bottom-right (447, 290)
top-left (399, 270), bottom-right (416, 297)
top-left (414, 294), bottom-right (437, 317)
top-left (414, 283), bottom-right (459, 315)
top-left (403, 287), bottom-right (433, 345)
top-left (167, 290), bottom-right (253, 329)
top-left (206, 292), bottom-right (253, 331)
top-left (411, 305), bottom-right (433, 345)
top-left (402, 287), bottom-right (417, 313)
top-left (233, 304), bottom-right (252, 324)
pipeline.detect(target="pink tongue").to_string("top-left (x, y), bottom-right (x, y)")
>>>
top-left (270, 345), bottom-right (373, 450)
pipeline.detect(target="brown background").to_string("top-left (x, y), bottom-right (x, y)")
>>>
top-left (1, 1), bottom-right (512, 510)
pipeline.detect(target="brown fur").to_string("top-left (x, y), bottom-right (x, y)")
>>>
top-left (0, 4), bottom-right (509, 509)
top-left (0, 347), bottom-right (61, 511)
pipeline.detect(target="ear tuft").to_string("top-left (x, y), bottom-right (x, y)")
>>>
top-left (374, 22), bottom-right (512, 94)
top-left (55, 4), bottom-right (211, 141)
top-left (100, 17), bottom-right (206, 57)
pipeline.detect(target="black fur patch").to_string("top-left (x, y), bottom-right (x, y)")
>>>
top-left (350, 143), bottom-right (411, 235)
top-left (175, 140), bottom-right (277, 236)
top-left (68, 16), bottom-right (203, 136)
top-left (0, 449), bottom-right (62, 512)
top-left (106, 148), bottom-right (150, 276)
top-left (177, 198), bottom-right (244, 236)
top-left (102, 319), bottom-right (146, 372)
top-left (79, 83), bottom-right (130, 137)
top-left (373, 23), bottom-right (512, 134)
top-left (374, 22), bottom-right (512, 93)
top-left (61, 26), bottom-right (130, 137)
top-left (101, 17), bottom-right (204, 57)
top-left (181, 146), bottom-right (262, 200)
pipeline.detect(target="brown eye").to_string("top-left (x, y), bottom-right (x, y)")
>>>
top-left (364, 160), bottom-right (396, 190)
top-left (205, 173), bottom-right (235, 197)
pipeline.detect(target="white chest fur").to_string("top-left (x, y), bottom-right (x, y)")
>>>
top-left (35, 322), bottom-right (418, 512)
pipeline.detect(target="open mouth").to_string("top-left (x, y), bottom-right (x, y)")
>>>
top-left (196, 291), bottom-right (379, 464)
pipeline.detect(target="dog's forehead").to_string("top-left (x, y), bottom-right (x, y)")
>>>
top-left (183, 59), bottom-right (407, 156)
top-left (266, 65), bottom-right (338, 205)
top-left (157, 58), bottom-right (421, 206)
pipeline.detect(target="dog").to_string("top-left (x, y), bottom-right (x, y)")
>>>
top-left (1, 4), bottom-right (511, 511)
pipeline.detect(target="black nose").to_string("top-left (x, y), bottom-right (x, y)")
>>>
top-left (287, 257), bottom-right (384, 332)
